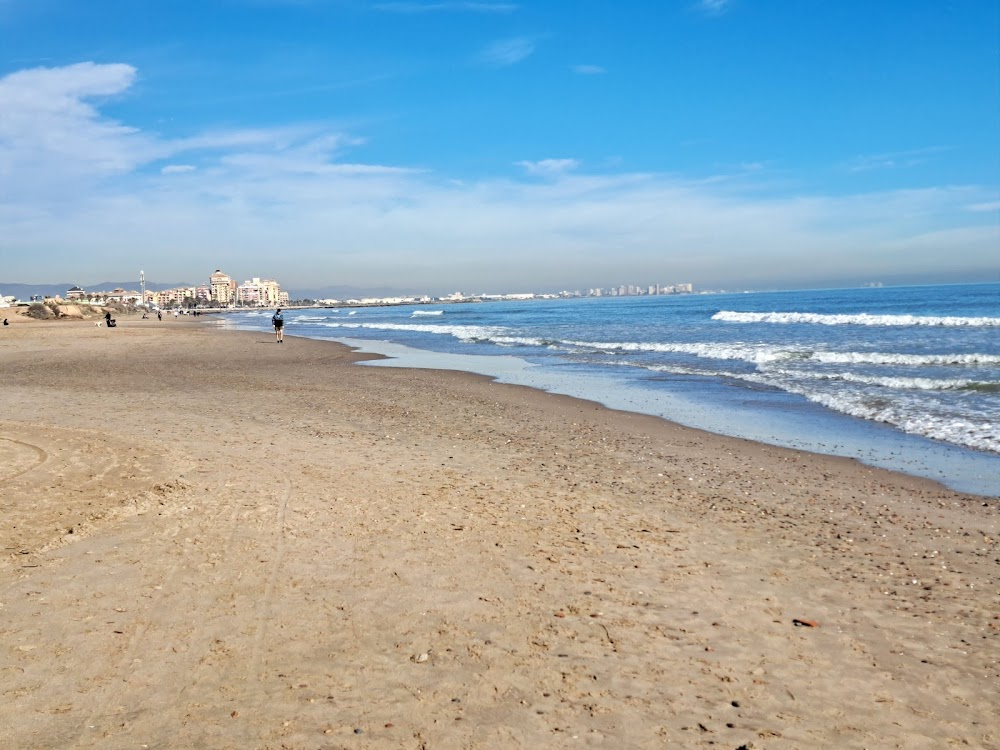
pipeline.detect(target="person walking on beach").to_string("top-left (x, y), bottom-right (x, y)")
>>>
top-left (272, 308), bottom-right (284, 343)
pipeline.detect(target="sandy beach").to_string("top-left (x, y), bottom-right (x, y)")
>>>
top-left (1, 314), bottom-right (997, 750)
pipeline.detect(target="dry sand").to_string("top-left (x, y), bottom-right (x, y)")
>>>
top-left (1, 314), bottom-right (997, 750)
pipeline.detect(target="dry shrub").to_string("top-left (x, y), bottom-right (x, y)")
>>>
top-left (26, 303), bottom-right (54, 320)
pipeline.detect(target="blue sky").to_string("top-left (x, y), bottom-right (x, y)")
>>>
top-left (1, 0), bottom-right (997, 294)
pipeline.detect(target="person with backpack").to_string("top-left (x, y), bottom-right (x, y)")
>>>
top-left (272, 308), bottom-right (284, 343)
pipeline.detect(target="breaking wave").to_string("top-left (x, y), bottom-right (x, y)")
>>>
top-left (629, 363), bottom-right (1000, 452)
top-left (314, 320), bottom-right (502, 342)
top-left (712, 310), bottom-right (1000, 327)
top-left (303, 320), bottom-right (1000, 370)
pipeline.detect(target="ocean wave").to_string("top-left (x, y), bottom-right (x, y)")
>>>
top-left (789, 390), bottom-right (1000, 454)
top-left (313, 320), bottom-right (503, 342)
top-left (288, 317), bottom-right (1000, 371)
top-left (556, 339), bottom-right (789, 362)
top-left (638, 362), bottom-right (991, 393)
top-left (764, 369), bottom-right (986, 391)
top-left (809, 351), bottom-right (1000, 366)
top-left (556, 339), bottom-right (1000, 368)
top-left (411, 310), bottom-right (444, 316)
top-left (712, 310), bottom-right (1000, 327)
top-left (616, 360), bottom-right (1000, 452)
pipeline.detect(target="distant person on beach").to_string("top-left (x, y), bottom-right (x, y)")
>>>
top-left (272, 308), bottom-right (284, 343)
top-left (104, 311), bottom-right (116, 328)
top-left (157, 311), bottom-right (162, 321)
top-left (3, 318), bottom-right (8, 326)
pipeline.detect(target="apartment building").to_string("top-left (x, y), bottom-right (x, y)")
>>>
top-left (210, 269), bottom-right (237, 306)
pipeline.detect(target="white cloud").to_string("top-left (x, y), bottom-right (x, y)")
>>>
top-left (0, 62), bottom-right (153, 195)
top-left (516, 159), bottom-right (580, 177)
top-left (161, 164), bottom-right (196, 175)
top-left (1, 62), bottom-right (997, 292)
top-left (479, 37), bottom-right (536, 66)
top-left (964, 201), bottom-right (1000, 213)
top-left (572, 64), bottom-right (606, 75)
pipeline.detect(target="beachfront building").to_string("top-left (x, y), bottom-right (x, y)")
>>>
top-left (236, 277), bottom-right (286, 307)
top-left (104, 288), bottom-right (143, 305)
top-left (147, 286), bottom-right (197, 308)
top-left (66, 286), bottom-right (86, 300)
top-left (210, 269), bottom-right (237, 306)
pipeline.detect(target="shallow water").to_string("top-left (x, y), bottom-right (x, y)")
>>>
top-left (218, 282), bottom-right (1000, 496)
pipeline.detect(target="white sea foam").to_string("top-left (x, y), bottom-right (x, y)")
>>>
top-left (640, 363), bottom-right (982, 391)
top-left (549, 338), bottom-right (1000, 368)
top-left (810, 351), bottom-right (1000, 366)
top-left (292, 316), bottom-right (1000, 372)
top-left (785, 389), bottom-right (1000, 454)
top-left (763, 369), bottom-right (982, 391)
top-left (411, 310), bottom-right (444, 316)
top-left (712, 310), bottom-right (1000, 327)
top-left (625, 361), bottom-right (1000, 452)
top-left (314, 320), bottom-right (503, 342)
top-left (556, 338), bottom-right (785, 362)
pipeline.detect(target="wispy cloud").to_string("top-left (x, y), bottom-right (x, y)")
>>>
top-left (844, 146), bottom-right (952, 173)
top-left (479, 36), bottom-right (536, 66)
top-left (0, 62), bottom-right (155, 193)
top-left (2, 62), bottom-right (997, 291)
top-left (373, 1), bottom-right (517, 12)
top-left (966, 200), bottom-right (1000, 213)
top-left (572, 64), bottom-right (606, 75)
top-left (516, 158), bottom-right (579, 177)
top-left (698, 0), bottom-right (731, 15)
top-left (161, 164), bottom-right (196, 175)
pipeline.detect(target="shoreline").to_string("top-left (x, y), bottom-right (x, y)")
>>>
top-left (1, 318), bottom-right (997, 748)
top-left (215, 311), bottom-right (1000, 498)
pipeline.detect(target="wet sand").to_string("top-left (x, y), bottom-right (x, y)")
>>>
top-left (1, 315), bottom-right (998, 749)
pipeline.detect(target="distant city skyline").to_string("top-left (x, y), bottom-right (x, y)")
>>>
top-left (1, 2), bottom-right (997, 290)
top-left (4, 272), bottom-right (698, 307)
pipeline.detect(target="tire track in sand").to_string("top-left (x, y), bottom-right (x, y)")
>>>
top-left (236, 472), bottom-right (293, 746)
top-left (0, 436), bottom-right (49, 486)
top-left (247, 472), bottom-right (294, 675)
top-left (67, 472), bottom-right (265, 749)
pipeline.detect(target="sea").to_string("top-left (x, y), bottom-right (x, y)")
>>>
top-left (215, 282), bottom-right (1000, 497)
